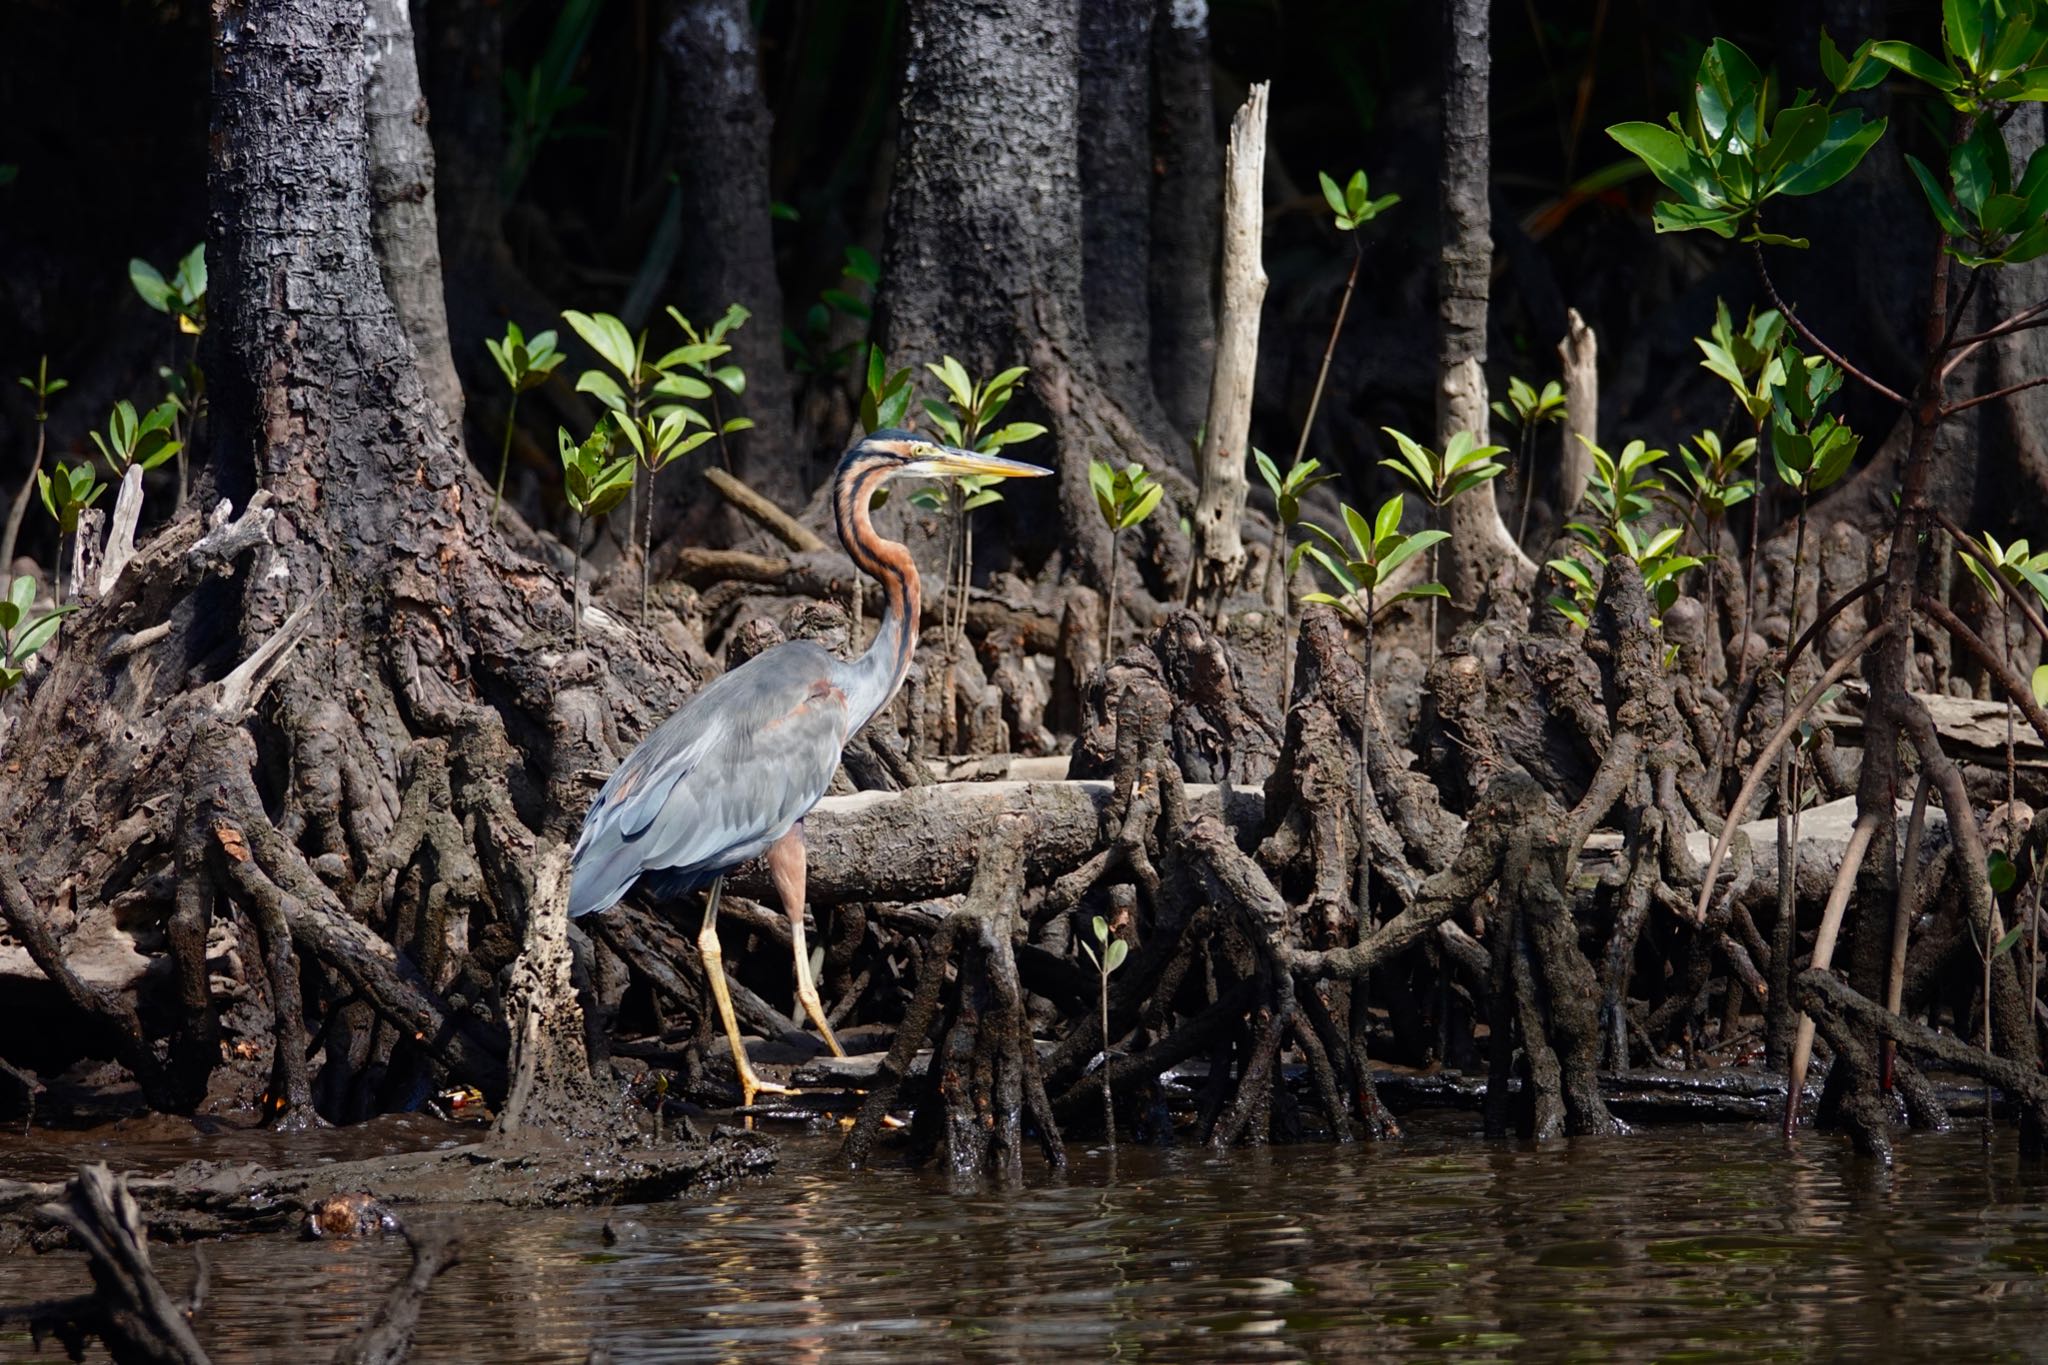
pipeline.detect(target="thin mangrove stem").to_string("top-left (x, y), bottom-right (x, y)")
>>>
top-left (1784, 806), bottom-right (1883, 1132)
top-left (1291, 236), bottom-right (1362, 471)
top-left (1103, 530), bottom-right (1121, 661)
top-left (1694, 619), bottom-right (1896, 923)
top-left (492, 391), bottom-right (519, 527)
top-left (1883, 773), bottom-right (1931, 1093)
top-left (572, 510), bottom-right (586, 648)
top-left (1359, 586), bottom-right (1375, 928)
top-left (0, 418), bottom-right (48, 582)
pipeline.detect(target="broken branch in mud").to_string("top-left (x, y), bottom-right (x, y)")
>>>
top-left (13, 1165), bottom-right (211, 1365)
top-left (332, 1231), bottom-right (462, 1365)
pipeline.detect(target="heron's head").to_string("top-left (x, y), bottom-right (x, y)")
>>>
top-left (842, 429), bottom-right (1054, 484)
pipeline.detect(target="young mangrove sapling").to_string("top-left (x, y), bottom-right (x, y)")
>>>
top-left (1089, 460), bottom-right (1165, 659)
top-left (483, 321), bottom-right (565, 526)
top-left (1300, 494), bottom-right (1448, 924)
top-left (1079, 914), bottom-right (1128, 1149)
top-left (2, 357), bottom-right (66, 574)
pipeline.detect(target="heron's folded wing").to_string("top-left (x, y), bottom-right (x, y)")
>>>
top-left (632, 678), bottom-right (850, 877)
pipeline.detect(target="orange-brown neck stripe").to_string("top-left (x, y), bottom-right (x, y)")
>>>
top-left (835, 455), bottom-right (921, 713)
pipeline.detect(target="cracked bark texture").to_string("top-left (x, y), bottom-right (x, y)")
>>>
top-left (364, 0), bottom-right (462, 432)
top-left (1146, 0), bottom-right (1220, 439)
top-left (1436, 0), bottom-right (1533, 608)
top-left (1079, 0), bottom-right (1176, 455)
top-left (0, 0), bottom-right (701, 1136)
top-left (880, 0), bottom-right (1176, 592)
top-left (660, 0), bottom-right (803, 514)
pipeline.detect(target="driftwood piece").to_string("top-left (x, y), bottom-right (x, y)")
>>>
top-left (1186, 81), bottom-right (1268, 611)
top-left (31, 1164), bottom-right (211, 1364)
top-left (1817, 679), bottom-right (2048, 792)
top-left (1556, 308), bottom-right (1597, 524)
top-left (703, 467), bottom-right (825, 553)
top-left (331, 1231), bottom-right (461, 1365)
top-left (496, 846), bottom-right (620, 1140)
top-left (98, 466), bottom-right (147, 597)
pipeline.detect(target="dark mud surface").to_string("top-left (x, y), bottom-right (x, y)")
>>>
top-left (8, 1113), bottom-right (2048, 1360)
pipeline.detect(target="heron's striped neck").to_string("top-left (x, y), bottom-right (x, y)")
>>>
top-left (835, 456), bottom-right (921, 732)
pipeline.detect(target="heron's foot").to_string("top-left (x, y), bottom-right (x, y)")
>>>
top-left (796, 984), bottom-right (847, 1059)
top-left (736, 1067), bottom-right (794, 1111)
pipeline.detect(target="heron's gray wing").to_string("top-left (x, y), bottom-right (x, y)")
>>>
top-left (569, 642), bottom-right (847, 916)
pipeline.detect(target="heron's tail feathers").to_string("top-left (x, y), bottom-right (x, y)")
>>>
top-left (567, 840), bottom-right (636, 918)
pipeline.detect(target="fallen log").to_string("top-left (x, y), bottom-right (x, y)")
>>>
top-left (726, 778), bottom-right (1264, 905)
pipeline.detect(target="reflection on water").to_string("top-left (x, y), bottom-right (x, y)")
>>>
top-left (8, 1116), bottom-right (2048, 1361)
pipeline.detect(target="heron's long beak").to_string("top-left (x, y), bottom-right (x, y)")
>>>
top-left (904, 446), bottom-right (1054, 480)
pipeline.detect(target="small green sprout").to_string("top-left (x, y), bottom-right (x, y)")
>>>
top-left (0, 574), bottom-right (74, 694)
top-left (484, 321), bottom-right (566, 525)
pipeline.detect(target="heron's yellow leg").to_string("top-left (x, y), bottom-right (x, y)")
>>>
top-left (698, 876), bottom-right (792, 1109)
top-left (768, 826), bottom-right (845, 1058)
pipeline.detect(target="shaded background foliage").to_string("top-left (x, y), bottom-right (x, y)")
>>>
top-left (0, 0), bottom-right (1944, 569)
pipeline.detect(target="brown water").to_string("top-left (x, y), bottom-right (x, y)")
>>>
top-left (8, 1116), bottom-right (2048, 1362)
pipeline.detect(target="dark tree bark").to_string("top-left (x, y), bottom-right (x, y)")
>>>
top-left (1079, 0), bottom-right (1176, 456)
top-left (0, 0), bottom-right (699, 1134)
top-left (1146, 0), bottom-right (1219, 440)
top-left (659, 0), bottom-right (804, 515)
top-left (880, 0), bottom-right (1176, 592)
top-left (417, 0), bottom-right (571, 524)
top-left (1436, 0), bottom-right (1531, 605)
top-left (365, 0), bottom-right (463, 432)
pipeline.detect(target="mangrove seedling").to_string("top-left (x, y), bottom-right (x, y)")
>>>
top-left (37, 461), bottom-right (105, 604)
top-left (614, 407), bottom-right (715, 622)
top-left (860, 345), bottom-right (917, 435)
top-left (563, 307), bottom-right (662, 552)
top-left (484, 321), bottom-right (565, 525)
top-left (1294, 169), bottom-right (1399, 468)
top-left (1955, 527), bottom-right (2048, 1050)
top-left (1254, 448), bottom-right (1339, 706)
top-left (1665, 429), bottom-right (1757, 652)
top-left (1379, 427), bottom-right (1507, 658)
top-left (1765, 345), bottom-right (1861, 1029)
top-left (130, 244), bottom-right (207, 505)
top-left (1079, 913), bottom-right (1129, 1150)
top-left (563, 306), bottom-right (725, 620)
top-left (558, 421), bottom-right (634, 649)
top-left (1546, 524), bottom-right (1700, 632)
top-left (917, 357), bottom-right (1046, 662)
top-left (1575, 437), bottom-right (1669, 538)
top-left (659, 303), bottom-right (755, 471)
top-left (3, 356), bottom-right (66, 574)
top-left (908, 472), bottom-right (1007, 685)
top-left (1490, 375), bottom-right (1568, 547)
top-left (1301, 494), bottom-right (1449, 917)
top-left (0, 574), bottom-right (74, 696)
top-left (1090, 460), bottom-right (1165, 658)
top-left (1696, 300), bottom-right (1788, 682)
top-left (88, 399), bottom-right (183, 475)
top-left (1546, 440), bottom-right (1695, 630)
